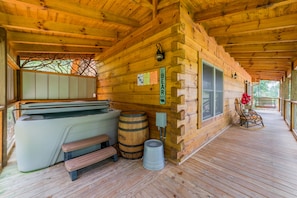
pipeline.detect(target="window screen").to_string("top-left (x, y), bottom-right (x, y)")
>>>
top-left (202, 62), bottom-right (223, 120)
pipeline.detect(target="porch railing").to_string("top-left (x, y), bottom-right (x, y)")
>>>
top-left (284, 99), bottom-right (291, 125)
top-left (7, 104), bottom-right (17, 155)
top-left (254, 97), bottom-right (278, 109)
top-left (293, 102), bottom-right (297, 136)
top-left (282, 99), bottom-right (297, 139)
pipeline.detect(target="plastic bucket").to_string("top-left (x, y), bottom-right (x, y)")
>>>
top-left (143, 139), bottom-right (165, 170)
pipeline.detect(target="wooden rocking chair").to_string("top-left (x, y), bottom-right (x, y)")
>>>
top-left (234, 98), bottom-right (264, 128)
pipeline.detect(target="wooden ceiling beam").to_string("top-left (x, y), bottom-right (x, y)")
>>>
top-left (248, 75), bottom-right (284, 81)
top-left (240, 64), bottom-right (292, 69)
top-left (251, 71), bottom-right (284, 75)
top-left (194, 0), bottom-right (294, 22)
top-left (152, 0), bottom-right (158, 18)
top-left (250, 71), bottom-right (285, 75)
top-left (230, 52), bottom-right (297, 59)
top-left (18, 53), bottom-right (95, 59)
top-left (208, 13), bottom-right (297, 37)
top-left (241, 63), bottom-right (291, 68)
top-left (11, 43), bottom-right (103, 54)
top-left (245, 73), bottom-right (286, 81)
top-left (131, 0), bottom-right (153, 10)
top-left (243, 72), bottom-right (286, 81)
top-left (235, 58), bottom-right (292, 63)
top-left (6, 0), bottom-right (141, 27)
top-left (241, 65), bottom-right (291, 69)
top-left (239, 62), bottom-right (295, 69)
top-left (158, 0), bottom-right (179, 9)
top-left (247, 70), bottom-right (286, 74)
top-left (224, 42), bottom-right (297, 53)
top-left (216, 29), bottom-right (297, 46)
top-left (250, 72), bottom-right (284, 81)
top-left (7, 31), bottom-right (112, 48)
top-left (0, 12), bottom-right (117, 40)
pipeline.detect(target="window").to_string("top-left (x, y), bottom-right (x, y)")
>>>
top-left (202, 61), bottom-right (223, 120)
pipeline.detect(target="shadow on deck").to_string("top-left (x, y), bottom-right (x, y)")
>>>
top-left (1, 110), bottom-right (297, 197)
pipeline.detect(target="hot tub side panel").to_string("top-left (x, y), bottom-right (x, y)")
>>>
top-left (15, 109), bottom-right (120, 172)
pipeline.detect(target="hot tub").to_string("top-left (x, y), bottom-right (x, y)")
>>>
top-left (15, 101), bottom-right (120, 172)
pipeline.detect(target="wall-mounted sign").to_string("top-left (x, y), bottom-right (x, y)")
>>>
top-left (137, 73), bottom-right (144, 85)
top-left (137, 71), bottom-right (158, 86)
top-left (150, 71), bottom-right (158, 84)
top-left (160, 67), bottom-right (166, 104)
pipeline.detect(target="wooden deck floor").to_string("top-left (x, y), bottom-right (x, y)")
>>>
top-left (1, 110), bottom-right (297, 197)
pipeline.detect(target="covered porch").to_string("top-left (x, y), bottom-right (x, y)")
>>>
top-left (1, 109), bottom-right (297, 197)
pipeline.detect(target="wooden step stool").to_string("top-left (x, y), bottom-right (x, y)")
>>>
top-left (65, 146), bottom-right (118, 181)
top-left (61, 134), bottom-right (118, 181)
top-left (62, 134), bottom-right (110, 161)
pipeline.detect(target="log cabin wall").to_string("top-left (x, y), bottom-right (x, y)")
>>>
top-left (95, 1), bottom-right (251, 164)
top-left (95, 3), bottom-right (182, 162)
top-left (177, 1), bottom-right (251, 163)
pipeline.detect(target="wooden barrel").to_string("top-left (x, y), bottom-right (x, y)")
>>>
top-left (118, 111), bottom-right (149, 159)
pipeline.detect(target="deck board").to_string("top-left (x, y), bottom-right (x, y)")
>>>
top-left (1, 110), bottom-right (297, 197)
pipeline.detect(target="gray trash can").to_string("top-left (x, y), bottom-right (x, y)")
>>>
top-left (143, 139), bottom-right (165, 171)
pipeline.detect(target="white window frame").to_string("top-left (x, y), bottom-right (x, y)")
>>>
top-left (202, 60), bottom-right (224, 121)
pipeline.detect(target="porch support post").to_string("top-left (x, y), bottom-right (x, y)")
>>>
top-left (0, 27), bottom-right (7, 168)
top-left (281, 77), bottom-right (288, 117)
top-left (280, 80), bottom-right (284, 115)
top-left (283, 78), bottom-right (289, 121)
top-left (291, 71), bottom-right (297, 100)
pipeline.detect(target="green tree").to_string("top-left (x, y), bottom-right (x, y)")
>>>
top-left (253, 80), bottom-right (279, 98)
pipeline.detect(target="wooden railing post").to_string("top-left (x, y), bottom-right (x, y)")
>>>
top-left (278, 98), bottom-right (281, 112)
top-left (283, 99), bottom-right (286, 121)
top-left (0, 27), bottom-right (7, 169)
top-left (291, 71), bottom-right (297, 132)
top-left (291, 102), bottom-right (297, 140)
top-left (290, 101), bottom-right (293, 131)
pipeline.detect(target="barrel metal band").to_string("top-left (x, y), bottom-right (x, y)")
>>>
top-left (119, 142), bottom-right (144, 147)
top-left (119, 119), bottom-right (148, 124)
top-left (120, 150), bottom-right (143, 160)
top-left (119, 150), bottom-right (143, 155)
top-left (118, 125), bottom-right (148, 131)
top-left (120, 112), bottom-right (146, 117)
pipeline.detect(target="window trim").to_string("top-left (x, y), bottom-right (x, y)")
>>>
top-left (197, 59), bottom-right (224, 128)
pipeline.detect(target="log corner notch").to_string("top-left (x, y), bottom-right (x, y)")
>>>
top-left (166, 22), bottom-right (187, 163)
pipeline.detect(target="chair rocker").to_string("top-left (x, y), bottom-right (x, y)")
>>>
top-left (234, 98), bottom-right (264, 128)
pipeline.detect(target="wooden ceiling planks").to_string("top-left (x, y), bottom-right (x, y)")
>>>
top-left (216, 27), bottom-right (297, 46)
top-left (12, 0), bottom-right (142, 27)
top-left (0, 0), bottom-right (153, 55)
top-left (207, 13), bottom-right (297, 37)
top-left (193, 0), bottom-right (297, 81)
top-left (193, 0), bottom-right (294, 23)
top-left (0, 0), bottom-right (296, 81)
top-left (7, 32), bottom-right (113, 48)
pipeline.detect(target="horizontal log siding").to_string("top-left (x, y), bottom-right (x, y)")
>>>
top-left (95, 4), bottom-right (183, 161)
top-left (176, 2), bottom-right (251, 163)
top-left (95, 2), bottom-right (253, 163)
